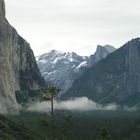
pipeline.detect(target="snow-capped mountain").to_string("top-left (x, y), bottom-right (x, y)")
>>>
top-left (36, 45), bottom-right (116, 94)
top-left (36, 50), bottom-right (88, 93)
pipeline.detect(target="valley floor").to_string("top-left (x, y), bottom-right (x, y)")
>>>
top-left (6, 110), bottom-right (140, 140)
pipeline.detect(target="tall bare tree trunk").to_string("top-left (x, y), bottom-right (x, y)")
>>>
top-left (51, 94), bottom-right (54, 140)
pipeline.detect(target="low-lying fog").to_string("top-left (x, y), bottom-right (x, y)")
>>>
top-left (26, 97), bottom-right (136, 112)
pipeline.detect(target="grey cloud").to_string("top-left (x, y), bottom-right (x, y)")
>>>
top-left (5, 0), bottom-right (140, 56)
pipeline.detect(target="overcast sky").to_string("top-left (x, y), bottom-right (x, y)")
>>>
top-left (5, 0), bottom-right (140, 56)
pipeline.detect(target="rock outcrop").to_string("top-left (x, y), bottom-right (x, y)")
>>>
top-left (87, 45), bottom-right (116, 67)
top-left (0, 0), bottom-right (45, 114)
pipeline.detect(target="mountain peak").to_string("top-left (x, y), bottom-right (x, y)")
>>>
top-left (123, 38), bottom-right (140, 49)
top-left (97, 45), bottom-right (116, 52)
top-left (128, 37), bottom-right (140, 43)
top-left (0, 0), bottom-right (5, 18)
top-left (88, 45), bottom-right (116, 67)
top-left (49, 50), bottom-right (60, 53)
top-left (36, 50), bottom-right (88, 93)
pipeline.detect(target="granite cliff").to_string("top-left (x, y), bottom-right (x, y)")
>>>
top-left (0, 0), bottom-right (45, 114)
top-left (62, 38), bottom-right (140, 106)
top-left (87, 45), bottom-right (116, 67)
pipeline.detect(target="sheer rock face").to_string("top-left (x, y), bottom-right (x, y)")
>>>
top-left (0, 0), bottom-right (5, 18)
top-left (87, 45), bottom-right (116, 67)
top-left (0, 0), bottom-right (45, 114)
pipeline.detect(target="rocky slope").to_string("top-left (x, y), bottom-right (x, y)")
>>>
top-left (0, 0), bottom-right (45, 114)
top-left (36, 46), bottom-right (115, 94)
top-left (62, 38), bottom-right (140, 106)
top-left (0, 114), bottom-right (44, 140)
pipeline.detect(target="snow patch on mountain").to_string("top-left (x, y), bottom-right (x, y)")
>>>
top-left (36, 50), bottom-right (88, 93)
top-left (36, 45), bottom-right (116, 95)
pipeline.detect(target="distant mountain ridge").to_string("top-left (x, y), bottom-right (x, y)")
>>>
top-left (62, 38), bottom-right (140, 107)
top-left (36, 45), bottom-right (115, 93)
top-left (36, 50), bottom-right (88, 93)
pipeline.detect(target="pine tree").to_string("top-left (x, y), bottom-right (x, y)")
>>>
top-left (41, 86), bottom-right (61, 140)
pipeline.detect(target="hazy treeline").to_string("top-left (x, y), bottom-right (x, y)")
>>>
top-left (8, 110), bottom-right (140, 140)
